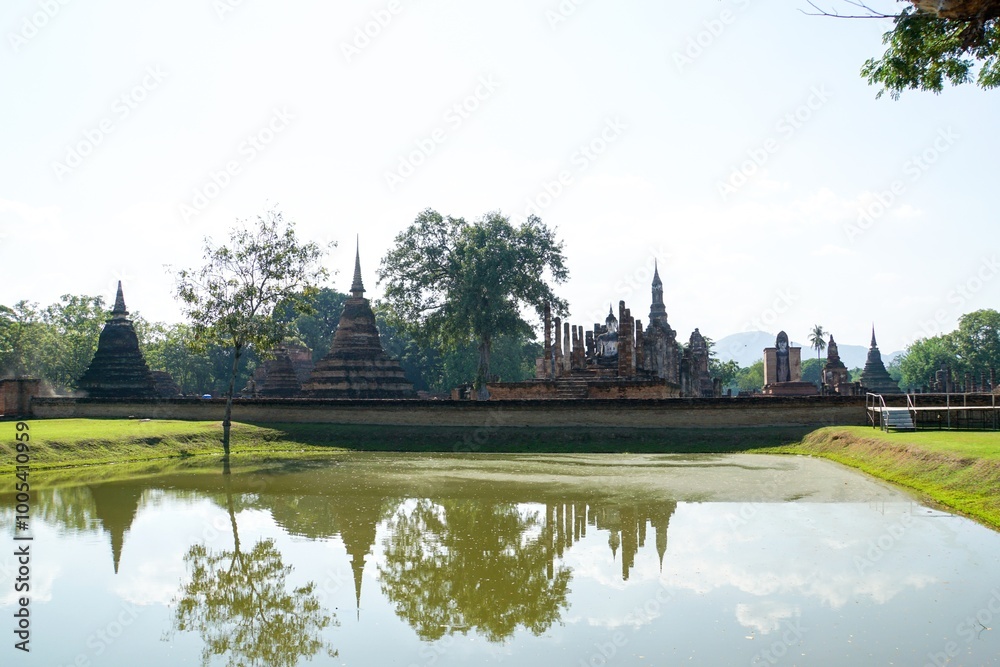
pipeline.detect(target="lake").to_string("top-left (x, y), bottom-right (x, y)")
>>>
top-left (3, 453), bottom-right (999, 666)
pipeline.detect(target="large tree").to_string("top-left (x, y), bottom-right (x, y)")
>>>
top-left (174, 208), bottom-right (328, 457)
top-left (811, 1), bottom-right (1000, 97)
top-left (378, 209), bottom-right (568, 399)
top-left (808, 324), bottom-right (827, 369)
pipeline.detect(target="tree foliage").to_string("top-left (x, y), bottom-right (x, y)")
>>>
top-left (736, 359), bottom-right (765, 394)
top-left (378, 499), bottom-right (570, 643)
top-left (173, 208), bottom-right (328, 454)
top-left (808, 325), bottom-right (827, 365)
top-left (0, 296), bottom-right (107, 391)
top-left (814, 1), bottom-right (1000, 97)
top-left (171, 487), bottom-right (337, 667)
top-left (378, 209), bottom-right (568, 397)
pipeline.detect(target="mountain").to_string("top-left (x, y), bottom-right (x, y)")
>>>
top-left (713, 331), bottom-right (902, 370)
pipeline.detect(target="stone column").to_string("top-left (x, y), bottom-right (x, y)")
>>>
top-left (553, 317), bottom-right (562, 378)
top-left (543, 302), bottom-right (552, 378)
top-left (563, 323), bottom-right (572, 374)
top-left (635, 320), bottom-right (644, 372)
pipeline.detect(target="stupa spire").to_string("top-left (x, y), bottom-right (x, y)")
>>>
top-left (652, 259), bottom-right (662, 287)
top-left (112, 281), bottom-right (128, 319)
top-left (870, 325), bottom-right (878, 350)
top-left (350, 237), bottom-right (365, 298)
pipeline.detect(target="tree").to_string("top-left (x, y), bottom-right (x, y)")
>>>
top-left (953, 309), bottom-right (1000, 373)
top-left (808, 325), bottom-right (827, 365)
top-left (736, 359), bottom-right (765, 394)
top-left (801, 357), bottom-right (823, 385)
top-left (42, 295), bottom-right (107, 391)
top-left (378, 499), bottom-right (570, 642)
top-left (171, 478), bottom-right (337, 666)
top-left (809, 1), bottom-right (1000, 97)
top-left (174, 208), bottom-right (328, 457)
top-left (378, 209), bottom-right (568, 399)
top-left (273, 288), bottom-right (347, 363)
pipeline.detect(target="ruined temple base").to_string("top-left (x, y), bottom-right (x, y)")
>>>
top-left (762, 382), bottom-right (819, 397)
top-left (487, 378), bottom-right (681, 400)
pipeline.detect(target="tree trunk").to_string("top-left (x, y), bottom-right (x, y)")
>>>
top-left (222, 344), bottom-right (243, 460)
top-left (476, 336), bottom-right (492, 401)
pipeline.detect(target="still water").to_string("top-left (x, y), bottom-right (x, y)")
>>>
top-left (2, 453), bottom-right (999, 666)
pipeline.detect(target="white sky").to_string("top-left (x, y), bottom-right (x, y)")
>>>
top-left (2, 0), bottom-right (997, 354)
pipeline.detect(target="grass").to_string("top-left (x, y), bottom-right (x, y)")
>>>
top-left (770, 426), bottom-right (1000, 530)
top-left (0, 419), bottom-right (348, 472)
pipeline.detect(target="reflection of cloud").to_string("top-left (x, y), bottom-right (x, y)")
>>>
top-left (662, 503), bottom-right (945, 620)
top-left (735, 600), bottom-right (799, 635)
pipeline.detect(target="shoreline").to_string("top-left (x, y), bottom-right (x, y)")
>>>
top-left (4, 418), bottom-right (998, 530)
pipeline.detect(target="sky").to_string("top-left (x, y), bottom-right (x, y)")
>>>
top-left (2, 0), bottom-right (997, 355)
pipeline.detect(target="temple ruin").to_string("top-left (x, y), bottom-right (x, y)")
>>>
top-left (489, 262), bottom-right (718, 399)
top-left (859, 328), bottom-right (902, 394)
top-left (302, 244), bottom-right (414, 399)
top-left (77, 282), bottom-right (160, 398)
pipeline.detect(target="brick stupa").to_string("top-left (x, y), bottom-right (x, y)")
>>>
top-left (302, 243), bottom-right (414, 398)
top-left (859, 327), bottom-right (901, 394)
top-left (77, 282), bottom-right (158, 398)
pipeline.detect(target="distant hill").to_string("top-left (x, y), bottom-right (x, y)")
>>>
top-left (713, 331), bottom-right (902, 370)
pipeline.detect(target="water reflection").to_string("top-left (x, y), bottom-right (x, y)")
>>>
top-left (3, 455), bottom-right (997, 666)
top-left (169, 480), bottom-right (338, 667)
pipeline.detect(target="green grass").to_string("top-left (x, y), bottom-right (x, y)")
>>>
top-left (770, 426), bottom-right (1000, 530)
top-left (0, 419), bottom-right (347, 472)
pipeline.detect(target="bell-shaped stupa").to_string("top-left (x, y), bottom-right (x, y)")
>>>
top-left (302, 241), bottom-right (414, 398)
top-left (77, 282), bottom-right (158, 398)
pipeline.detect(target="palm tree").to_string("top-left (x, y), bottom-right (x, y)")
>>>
top-left (808, 325), bottom-right (827, 365)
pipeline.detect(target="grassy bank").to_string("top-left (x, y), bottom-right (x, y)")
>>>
top-left (773, 426), bottom-right (1000, 530)
top-left (0, 419), bottom-right (348, 472)
top-left (1, 418), bottom-right (813, 472)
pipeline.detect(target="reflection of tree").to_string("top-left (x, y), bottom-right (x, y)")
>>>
top-left (171, 484), bottom-right (338, 667)
top-left (379, 499), bottom-right (571, 643)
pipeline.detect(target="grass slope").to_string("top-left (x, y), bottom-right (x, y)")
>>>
top-left (0, 419), bottom-right (344, 472)
top-left (773, 426), bottom-right (1000, 530)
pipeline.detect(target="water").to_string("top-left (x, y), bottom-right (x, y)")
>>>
top-left (2, 453), bottom-right (999, 666)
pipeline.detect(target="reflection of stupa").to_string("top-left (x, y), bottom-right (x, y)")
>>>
top-left (264, 493), bottom-right (383, 617)
top-left (542, 500), bottom-right (676, 581)
top-left (88, 482), bottom-right (143, 574)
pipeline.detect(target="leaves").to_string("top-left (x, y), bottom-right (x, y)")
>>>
top-left (378, 209), bottom-right (568, 390)
top-left (173, 208), bottom-right (329, 357)
top-left (860, 6), bottom-right (1000, 97)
